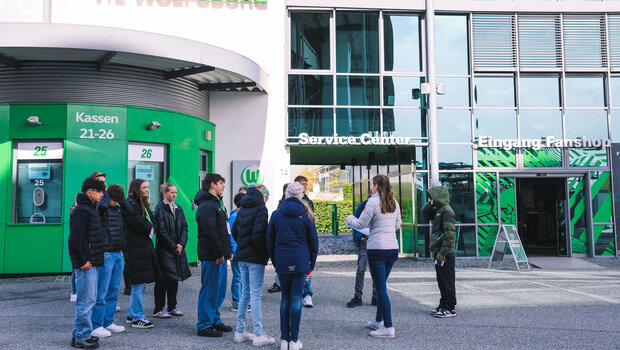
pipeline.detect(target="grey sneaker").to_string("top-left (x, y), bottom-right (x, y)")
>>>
top-left (366, 318), bottom-right (383, 330)
top-left (153, 310), bottom-right (172, 319)
top-left (369, 326), bottom-right (395, 338)
top-left (169, 308), bottom-right (184, 316)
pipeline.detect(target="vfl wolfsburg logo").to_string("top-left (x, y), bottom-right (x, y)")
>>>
top-left (241, 166), bottom-right (265, 186)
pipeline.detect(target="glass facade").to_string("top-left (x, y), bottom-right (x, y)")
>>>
top-left (288, 8), bottom-right (619, 258)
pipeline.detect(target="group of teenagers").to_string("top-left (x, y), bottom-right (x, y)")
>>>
top-left (68, 169), bottom-right (458, 350)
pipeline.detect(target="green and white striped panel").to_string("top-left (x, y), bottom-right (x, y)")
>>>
top-left (477, 225), bottom-right (499, 257)
top-left (568, 176), bottom-right (588, 254)
top-left (500, 177), bottom-right (516, 225)
top-left (476, 173), bottom-right (498, 224)
top-left (569, 148), bottom-right (607, 167)
top-left (477, 148), bottom-right (516, 168)
top-left (523, 148), bottom-right (562, 167)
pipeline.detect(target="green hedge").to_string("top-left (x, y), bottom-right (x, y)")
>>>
top-left (313, 200), bottom-right (353, 234)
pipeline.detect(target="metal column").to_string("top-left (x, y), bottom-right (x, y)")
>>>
top-left (425, 0), bottom-right (439, 186)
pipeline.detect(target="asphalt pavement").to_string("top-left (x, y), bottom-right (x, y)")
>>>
top-left (0, 257), bottom-right (619, 349)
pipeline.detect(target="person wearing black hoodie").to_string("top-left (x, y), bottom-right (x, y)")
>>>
top-left (153, 183), bottom-right (191, 319)
top-left (195, 173), bottom-right (233, 338)
top-left (69, 177), bottom-right (106, 349)
top-left (232, 185), bottom-right (275, 346)
top-left (121, 179), bottom-right (159, 329)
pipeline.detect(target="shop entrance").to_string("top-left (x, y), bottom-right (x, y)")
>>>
top-left (516, 177), bottom-right (569, 256)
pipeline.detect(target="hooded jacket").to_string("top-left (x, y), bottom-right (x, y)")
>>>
top-left (232, 188), bottom-right (269, 265)
top-left (121, 196), bottom-right (160, 285)
top-left (194, 189), bottom-right (232, 261)
top-left (421, 186), bottom-right (456, 256)
top-left (69, 192), bottom-right (105, 269)
top-left (267, 197), bottom-right (319, 274)
top-left (153, 200), bottom-right (191, 282)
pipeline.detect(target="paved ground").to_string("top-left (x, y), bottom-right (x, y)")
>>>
top-left (1, 257), bottom-right (619, 349)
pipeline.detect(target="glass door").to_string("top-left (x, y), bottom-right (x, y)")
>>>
top-left (128, 142), bottom-right (167, 210)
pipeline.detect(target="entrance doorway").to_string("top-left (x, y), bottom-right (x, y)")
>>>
top-left (516, 178), bottom-right (568, 256)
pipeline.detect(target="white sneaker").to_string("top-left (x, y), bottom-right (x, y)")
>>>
top-left (366, 318), bottom-right (383, 330)
top-left (302, 295), bottom-right (313, 308)
top-left (252, 334), bottom-right (276, 347)
top-left (105, 323), bottom-right (125, 333)
top-left (233, 331), bottom-right (255, 343)
top-left (369, 326), bottom-right (395, 338)
top-left (70, 294), bottom-right (77, 302)
top-left (91, 326), bottom-right (112, 338)
top-left (289, 339), bottom-right (303, 350)
top-left (280, 340), bottom-right (289, 350)
top-left (115, 305), bottom-right (121, 312)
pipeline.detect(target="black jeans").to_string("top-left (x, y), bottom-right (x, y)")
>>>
top-left (154, 281), bottom-right (179, 313)
top-left (434, 253), bottom-right (456, 310)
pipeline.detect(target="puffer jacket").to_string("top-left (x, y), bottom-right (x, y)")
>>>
top-left (267, 197), bottom-right (319, 274)
top-left (69, 193), bottom-right (105, 269)
top-left (121, 196), bottom-right (160, 285)
top-left (421, 186), bottom-right (456, 256)
top-left (232, 188), bottom-right (269, 265)
top-left (153, 200), bottom-right (191, 282)
top-left (98, 200), bottom-right (124, 252)
top-left (194, 189), bottom-right (232, 261)
top-left (346, 192), bottom-right (401, 251)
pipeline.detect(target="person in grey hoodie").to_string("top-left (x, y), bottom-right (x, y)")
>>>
top-left (346, 174), bottom-right (401, 339)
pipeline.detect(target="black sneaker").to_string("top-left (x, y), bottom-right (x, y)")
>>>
top-left (197, 327), bottom-right (223, 337)
top-left (346, 296), bottom-right (362, 307)
top-left (267, 283), bottom-right (281, 293)
top-left (126, 316), bottom-right (132, 324)
top-left (71, 337), bottom-right (99, 349)
top-left (212, 323), bottom-right (233, 332)
top-left (434, 309), bottom-right (456, 318)
top-left (371, 297), bottom-right (377, 306)
top-left (430, 306), bottom-right (441, 316)
top-left (123, 288), bottom-right (131, 296)
top-left (132, 318), bottom-right (154, 328)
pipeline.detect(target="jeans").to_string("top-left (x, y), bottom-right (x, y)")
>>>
top-left (355, 239), bottom-right (376, 299)
top-left (196, 260), bottom-right (227, 330)
top-left (71, 273), bottom-right (76, 295)
top-left (303, 276), bottom-right (312, 297)
top-left (435, 253), bottom-right (456, 310)
top-left (72, 267), bottom-right (99, 342)
top-left (236, 262), bottom-right (266, 336)
top-left (274, 274), bottom-right (279, 286)
top-left (92, 252), bottom-right (124, 329)
top-left (368, 259), bottom-right (396, 328)
top-left (128, 283), bottom-right (146, 321)
top-left (230, 260), bottom-right (241, 307)
top-left (154, 281), bottom-right (179, 313)
top-left (279, 273), bottom-right (305, 342)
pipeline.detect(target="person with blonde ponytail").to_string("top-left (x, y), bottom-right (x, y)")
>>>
top-left (346, 174), bottom-right (401, 339)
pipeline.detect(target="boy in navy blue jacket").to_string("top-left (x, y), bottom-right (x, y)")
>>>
top-left (69, 177), bottom-right (106, 349)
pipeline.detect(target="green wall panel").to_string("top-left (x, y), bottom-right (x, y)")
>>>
top-left (500, 177), bottom-right (516, 225)
top-left (568, 176), bottom-right (588, 254)
top-left (67, 104), bottom-right (127, 140)
top-left (477, 225), bottom-right (498, 257)
top-left (63, 139), bottom-right (129, 271)
top-left (10, 104), bottom-right (67, 139)
top-left (0, 141), bottom-right (9, 224)
top-left (569, 148), bottom-right (608, 167)
top-left (0, 105), bottom-right (9, 139)
top-left (590, 171), bottom-right (613, 223)
top-left (476, 173), bottom-right (497, 223)
top-left (523, 148), bottom-right (562, 167)
top-left (4, 225), bottom-right (63, 273)
top-left (127, 108), bottom-right (172, 143)
top-left (477, 148), bottom-right (516, 168)
top-left (593, 224), bottom-right (616, 256)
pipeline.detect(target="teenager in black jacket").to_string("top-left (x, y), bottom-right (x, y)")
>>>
top-left (121, 179), bottom-right (159, 329)
top-left (231, 185), bottom-right (275, 346)
top-left (153, 183), bottom-right (191, 319)
top-left (195, 173), bottom-right (233, 338)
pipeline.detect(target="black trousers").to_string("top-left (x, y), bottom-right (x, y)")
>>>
top-left (154, 281), bottom-right (179, 313)
top-left (434, 253), bottom-right (456, 310)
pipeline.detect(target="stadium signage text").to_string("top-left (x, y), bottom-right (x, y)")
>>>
top-left (475, 136), bottom-right (611, 150)
top-left (297, 133), bottom-right (413, 146)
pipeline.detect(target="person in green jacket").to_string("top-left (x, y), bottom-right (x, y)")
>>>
top-left (421, 186), bottom-right (457, 318)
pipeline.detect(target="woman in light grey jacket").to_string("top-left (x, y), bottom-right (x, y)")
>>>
top-left (346, 174), bottom-right (401, 339)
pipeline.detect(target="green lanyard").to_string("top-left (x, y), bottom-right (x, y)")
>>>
top-left (144, 208), bottom-right (152, 223)
top-left (218, 197), bottom-right (228, 219)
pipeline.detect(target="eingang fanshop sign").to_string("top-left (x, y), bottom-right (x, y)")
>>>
top-left (475, 136), bottom-right (612, 150)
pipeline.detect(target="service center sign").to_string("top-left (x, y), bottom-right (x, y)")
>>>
top-left (66, 105), bottom-right (127, 140)
top-left (294, 132), bottom-right (415, 146)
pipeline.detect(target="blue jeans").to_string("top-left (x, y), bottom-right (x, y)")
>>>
top-left (303, 276), bottom-right (312, 297)
top-left (92, 252), bottom-right (124, 328)
top-left (236, 262), bottom-right (266, 336)
top-left (72, 267), bottom-right (99, 342)
top-left (197, 260), bottom-right (227, 330)
top-left (71, 273), bottom-right (76, 295)
top-left (128, 283), bottom-right (146, 321)
top-left (279, 273), bottom-right (305, 342)
top-left (368, 259), bottom-right (396, 328)
top-left (230, 260), bottom-right (241, 307)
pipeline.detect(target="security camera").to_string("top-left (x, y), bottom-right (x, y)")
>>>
top-left (27, 116), bottom-right (41, 126)
top-left (147, 121), bottom-right (161, 130)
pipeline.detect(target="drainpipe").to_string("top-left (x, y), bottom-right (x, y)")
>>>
top-left (43, 0), bottom-right (52, 23)
top-left (426, 0), bottom-right (439, 187)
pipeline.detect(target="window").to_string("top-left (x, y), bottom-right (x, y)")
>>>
top-left (288, 108), bottom-right (334, 137)
top-left (384, 15), bottom-right (421, 72)
top-left (128, 143), bottom-right (167, 208)
top-left (291, 12), bottom-right (330, 70)
top-left (289, 75), bottom-right (333, 106)
top-left (336, 12), bottom-right (379, 74)
top-left (436, 15), bottom-right (469, 75)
